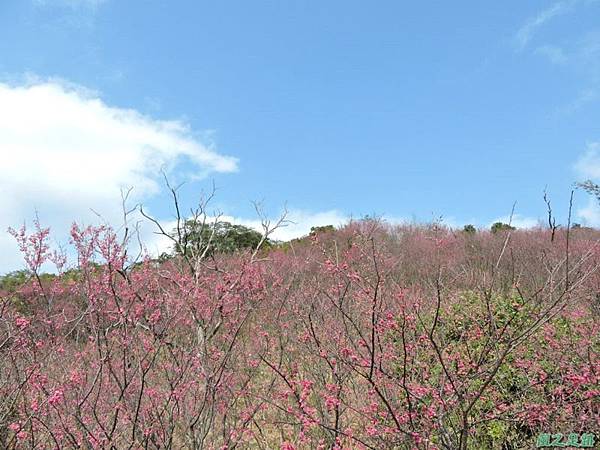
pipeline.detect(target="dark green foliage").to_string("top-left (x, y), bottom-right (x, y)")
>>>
top-left (491, 222), bottom-right (515, 234)
top-left (0, 270), bottom-right (56, 293)
top-left (463, 224), bottom-right (476, 234)
top-left (309, 225), bottom-right (335, 235)
top-left (158, 252), bottom-right (173, 262)
top-left (0, 270), bottom-right (31, 292)
top-left (173, 220), bottom-right (266, 256)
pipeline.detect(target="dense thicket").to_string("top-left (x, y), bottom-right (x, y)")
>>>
top-left (1, 219), bottom-right (599, 449)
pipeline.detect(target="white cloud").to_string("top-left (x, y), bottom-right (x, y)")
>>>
top-left (515, 1), bottom-right (574, 50)
top-left (489, 214), bottom-right (540, 229)
top-left (574, 142), bottom-right (600, 225)
top-left (215, 209), bottom-right (349, 243)
top-left (573, 142), bottom-right (600, 179)
top-left (0, 80), bottom-right (238, 273)
top-left (576, 198), bottom-right (600, 225)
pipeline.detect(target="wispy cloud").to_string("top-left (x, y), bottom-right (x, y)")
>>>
top-left (573, 142), bottom-right (600, 179)
top-left (560, 88), bottom-right (600, 114)
top-left (34, 0), bottom-right (107, 9)
top-left (575, 198), bottom-right (600, 225)
top-left (519, 3), bottom-right (600, 114)
top-left (577, 31), bottom-right (600, 80)
top-left (562, 31), bottom-right (600, 112)
top-left (32, 0), bottom-right (109, 29)
top-left (515, 1), bottom-right (575, 50)
top-left (489, 214), bottom-right (540, 229)
top-left (535, 44), bottom-right (568, 64)
top-left (573, 142), bottom-right (600, 225)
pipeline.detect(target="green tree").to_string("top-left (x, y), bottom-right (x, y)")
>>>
top-left (0, 270), bottom-right (31, 292)
top-left (463, 224), bottom-right (476, 234)
top-left (491, 222), bottom-right (515, 234)
top-left (309, 225), bottom-right (335, 235)
top-left (173, 220), bottom-right (266, 257)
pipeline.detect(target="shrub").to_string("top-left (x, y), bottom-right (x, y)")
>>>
top-left (491, 222), bottom-right (516, 233)
top-left (1, 217), bottom-right (598, 449)
top-left (173, 219), bottom-right (266, 257)
top-left (463, 224), bottom-right (476, 234)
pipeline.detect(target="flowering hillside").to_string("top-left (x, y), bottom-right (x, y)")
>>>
top-left (1, 219), bottom-right (599, 449)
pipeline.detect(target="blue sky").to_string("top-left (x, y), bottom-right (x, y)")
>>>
top-left (1, 0), bottom-right (600, 271)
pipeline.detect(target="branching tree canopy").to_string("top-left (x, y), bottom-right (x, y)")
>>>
top-left (173, 220), bottom-right (267, 257)
top-left (577, 179), bottom-right (600, 203)
top-left (463, 224), bottom-right (476, 234)
top-left (0, 270), bottom-right (31, 292)
top-left (309, 225), bottom-right (335, 235)
top-left (491, 222), bottom-right (515, 234)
